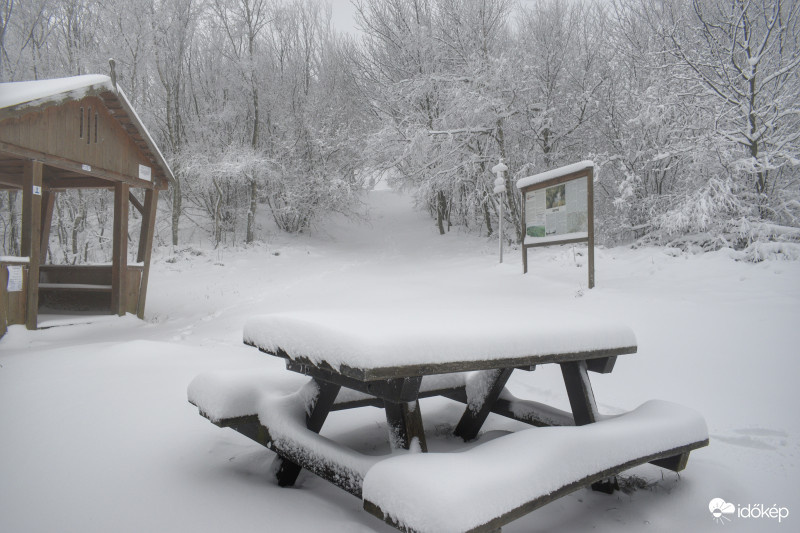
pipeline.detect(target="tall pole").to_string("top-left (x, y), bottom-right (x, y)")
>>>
top-left (492, 159), bottom-right (508, 264)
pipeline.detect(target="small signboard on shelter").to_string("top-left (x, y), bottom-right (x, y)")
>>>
top-left (516, 161), bottom-right (595, 288)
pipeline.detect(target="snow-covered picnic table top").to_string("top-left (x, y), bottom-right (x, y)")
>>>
top-left (243, 308), bottom-right (637, 381)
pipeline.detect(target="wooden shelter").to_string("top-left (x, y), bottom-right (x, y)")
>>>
top-left (0, 74), bottom-right (173, 334)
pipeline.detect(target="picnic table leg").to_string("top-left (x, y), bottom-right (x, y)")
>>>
top-left (384, 377), bottom-right (427, 452)
top-left (454, 368), bottom-right (514, 442)
top-left (274, 378), bottom-right (341, 487)
top-left (560, 360), bottom-right (619, 493)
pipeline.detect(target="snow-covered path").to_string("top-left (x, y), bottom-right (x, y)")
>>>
top-left (1, 190), bottom-right (799, 532)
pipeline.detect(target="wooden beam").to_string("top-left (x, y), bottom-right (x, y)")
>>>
top-left (21, 160), bottom-right (43, 330)
top-left (587, 166), bottom-right (595, 289)
top-left (1, 266), bottom-right (7, 338)
top-left (0, 141), bottom-right (156, 190)
top-left (44, 177), bottom-right (114, 189)
top-left (0, 172), bottom-right (22, 188)
top-left (560, 360), bottom-right (599, 426)
top-left (385, 399), bottom-right (427, 452)
top-left (111, 182), bottom-right (129, 316)
top-left (453, 368), bottom-right (514, 442)
top-left (40, 189), bottom-right (56, 262)
top-left (128, 191), bottom-right (144, 215)
top-left (135, 189), bottom-right (158, 318)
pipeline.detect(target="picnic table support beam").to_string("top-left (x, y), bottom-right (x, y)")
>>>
top-left (560, 360), bottom-right (619, 493)
top-left (454, 368), bottom-right (515, 442)
top-left (560, 360), bottom-right (599, 426)
top-left (384, 377), bottom-right (426, 452)
top-left (274, 378), bottom-right (341, 487)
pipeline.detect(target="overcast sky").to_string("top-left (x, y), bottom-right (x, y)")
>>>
top-left (327, 0), bottom-right (360, 35)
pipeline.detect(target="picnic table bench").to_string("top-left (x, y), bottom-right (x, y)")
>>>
top-left (189, 308), bottom-right (708, 533)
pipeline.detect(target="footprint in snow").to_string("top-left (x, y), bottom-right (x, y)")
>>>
top-left (712, 428), bottom-right (789, 450)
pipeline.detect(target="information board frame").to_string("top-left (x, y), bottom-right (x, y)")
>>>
top-left (517, 162), bottom-right (595, 288)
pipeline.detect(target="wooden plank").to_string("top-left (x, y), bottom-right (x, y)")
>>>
top-left (524, 236), bottom-right (589, 249)
top-left (39, 283), bottom-right (112, 292)
top-left (136, 189), bottom-right (158, 318)
top-left (21, 160), bottom-right (42, 330)
top-left (454, 368), bottom-right (514, 442)
top-left (111, 182), bottom-right (129, 315)
top-left (262, 343), bottom-right (638, 383)
top-left (39, 264), bottom-right (113, 284)
top-left (331, 346), bottom-right (636, 382)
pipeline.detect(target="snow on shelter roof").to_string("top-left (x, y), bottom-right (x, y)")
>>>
top-left (516, 160), bottom-right (594, 190)
top-left (0, 74), bottom-right (112, 109)
top-left (0, 74), bottom-right (174, 183)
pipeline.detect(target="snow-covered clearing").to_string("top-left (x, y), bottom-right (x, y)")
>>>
top-left (2, 190), bottom-right (799, 532)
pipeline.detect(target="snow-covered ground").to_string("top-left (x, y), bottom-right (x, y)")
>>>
top-left (1, 189), bottom-right (799, 532)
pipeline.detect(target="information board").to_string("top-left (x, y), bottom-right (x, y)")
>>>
top-left (524, 177), bottom-right (588, 240)
top-left (516, 161), bottom-right (595, 288)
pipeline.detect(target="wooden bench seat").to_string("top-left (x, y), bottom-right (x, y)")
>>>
top-left (361, 400), bottom-right (709, 533)
top-left (38, 282), bottom-right (112, 292)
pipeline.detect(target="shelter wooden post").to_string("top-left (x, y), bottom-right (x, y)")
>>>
top-left (1, 266), bottom-right (7, 336)
top-left (136, 189), bottom-right (158, 319)
top-left (21, 160), bottom-right (43, 329)
top-left (587, 167), bottom-right (595, 289)
top-left (111, 182), bottom-right (129, 316)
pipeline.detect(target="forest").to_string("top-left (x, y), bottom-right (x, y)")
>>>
top-left (1, 0), bottom-right (799, 262)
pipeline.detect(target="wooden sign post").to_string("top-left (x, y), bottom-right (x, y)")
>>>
top-left (516, 161), bottom-right (595, 288)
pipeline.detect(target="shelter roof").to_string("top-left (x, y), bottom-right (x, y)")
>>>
top-left (0, 74), bottom-right (174, 186)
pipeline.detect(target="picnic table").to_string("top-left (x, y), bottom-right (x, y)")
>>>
top-left (189, 308), bottom-right (708, 533)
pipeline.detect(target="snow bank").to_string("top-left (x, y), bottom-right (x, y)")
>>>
top-left (243, 308), bottom-right (636, 372)
top-left (362, 400), bottom-right (708, 533)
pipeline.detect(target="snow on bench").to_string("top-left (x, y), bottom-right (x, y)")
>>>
top-left (189, 369), bottom-right (513, 423)
top-left (189, 369), bottom-right (575, 432)
top-left (362, 400), bottom-right (709, 533)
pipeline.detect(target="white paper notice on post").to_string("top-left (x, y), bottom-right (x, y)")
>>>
top-left (139, 164), bottom-right (152, 181)
top-left (7, 265), bottom-right (23, 292)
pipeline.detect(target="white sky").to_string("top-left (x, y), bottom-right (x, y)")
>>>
top-left (326, 0), bottom-right (360, 35)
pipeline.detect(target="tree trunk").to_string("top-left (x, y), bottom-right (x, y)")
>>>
top-left (171, 177), bottom-right (182, 246)
top-left (246, 177), bottom-right (257, 243)
top-left (436, 190), bottom-right (447, 235)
